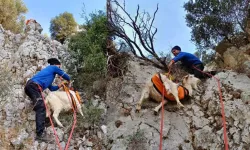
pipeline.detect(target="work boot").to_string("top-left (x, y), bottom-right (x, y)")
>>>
top-left (45, 117), bottom-right (51, 127)
top-left (35, 133), bottom-right (53, 142)
top-left (204, 71), bottom-right (217, 78)
top-left (210, 71), bottom-right (217, 76)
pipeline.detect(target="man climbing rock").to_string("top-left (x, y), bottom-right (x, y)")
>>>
top-left (24, 58), bottom-right (70, 142)
top-left (168, 45), bottom-right (214, 78)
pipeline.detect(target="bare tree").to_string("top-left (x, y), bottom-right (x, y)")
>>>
top-left (107, 0), bottom-right (168, 70)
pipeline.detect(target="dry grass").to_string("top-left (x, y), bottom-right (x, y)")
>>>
top-left (233, 56), bottom-right (248, 73)
top-left (0, 126), bottom-right (20, 149)
top-left (126, 129), bottom-right (147, 150)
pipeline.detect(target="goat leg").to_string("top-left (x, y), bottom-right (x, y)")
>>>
top-left (170, 86), bottom-right (184, 109)
top-left (176, 99), bottom-right (184, 109)
top-left (53, 110), bottom-right (64, 128)
top-left (174, 95), bottom-right (184, 109)
top-left (153, 100), bottom-right (167, 115)
top-left (135, 104), bottom-right (142, 113)
top-left (136, 85), bottom-right (150, 113)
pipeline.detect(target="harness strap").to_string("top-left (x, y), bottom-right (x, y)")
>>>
top-left (178, 85), bottom-right (189, 99)
top-left (75, 91), bottom-right (82, 104)
top-left (62, 85), bottom-right (77, 111)
top-left (152, 73), bottom-right (169, 101)
top-left (151, 78), bottom-right (168, 101)
top-left (158, 73), bottom-right (163, 83)
top-left (69, 92), bottom-right (77, 110)
top-left (151, 74), bottom-right (190, 101)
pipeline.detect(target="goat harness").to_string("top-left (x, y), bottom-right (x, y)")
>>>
top-left (151, 73), bottom-right (189, 101)
top-left (62, 84), bottom-right (83, 110)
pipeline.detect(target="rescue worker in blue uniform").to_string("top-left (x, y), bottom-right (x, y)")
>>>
top-left (24, 58), bottom-right (70, 142)
top-left (168, 46), bottom-right (206, 78)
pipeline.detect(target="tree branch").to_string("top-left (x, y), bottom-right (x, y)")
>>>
top-left (109, 0), bottom-right (167, 70)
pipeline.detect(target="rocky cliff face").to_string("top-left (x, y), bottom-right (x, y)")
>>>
top-left (208, 42), bottom-right (250, 77)
top-left (0, 22), bottom-right (72, 149)
top-left (106, 56), bottom-right (250, 150)
top-left (0, 23), bottom-right (107, 150)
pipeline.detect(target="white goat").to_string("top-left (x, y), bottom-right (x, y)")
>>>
top-left (136, 74), bottom-right (201, 114)
top-left (45, 90), bottom-right (84, 128)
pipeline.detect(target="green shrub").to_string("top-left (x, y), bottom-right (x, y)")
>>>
top-left (60, 101), bottom-right (105, 134)
top-left (0, 0), bottom-right (28, 33)
top-left (68, 10), bottom-right (108, 95)
top-left (82, 101), bottom-right (104, 126)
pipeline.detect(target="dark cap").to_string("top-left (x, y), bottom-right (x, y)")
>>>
top-left (47, 58), bottom-right (61, 65)
top-left (171, 46), bottom-right (181, 52)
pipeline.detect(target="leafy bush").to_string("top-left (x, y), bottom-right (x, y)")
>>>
top-left (68, 10), bottom-right (108, 95)
top-left (58, 101), bottom-right (104, 136)
top-left (82, 101), bottom-right (104, 126)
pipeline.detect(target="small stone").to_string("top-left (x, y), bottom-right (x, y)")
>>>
top-left (28, 113), bottom-right (35, 121)
top-left (97, 131), bottom-right (102, 139)
top-left (82, 135), bottom-right (86, 142)
top-left (101, 125), bottom-right (107, 134)
top-left (230, 91), bottom-right (241, 99)
top-left (115, 120), bottom-right (123, 128)
top-left (122, 108), bottom-right (132, 116)
top-left (18, 103), bottom-right (25, 110)
top-left (39, 142), bottom-right (47, 150)
top-left (94, 95), bottom-right (100, 99)
top-left (85, 140), bottom-right (93, 147)
top-left (92, 99), bottom-right (99, 107)
top-left (79, 145), bottom-right (85, 150)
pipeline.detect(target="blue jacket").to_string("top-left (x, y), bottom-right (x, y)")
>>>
top-left (30, 65), bottom-right (70, 91)
top-left (172, 52), bottom-right (202, 67)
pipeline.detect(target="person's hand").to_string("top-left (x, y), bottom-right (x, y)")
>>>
top-left (58, 80), bottom-right (69, 88)
top-left (168, 60), bottom-right (174, 69)
top-left (168, 62), bottom-right (172, 69)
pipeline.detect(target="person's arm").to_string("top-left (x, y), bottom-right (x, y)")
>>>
top-left (48, 85), bottom-right (60, 91)
top-left (48, 80), bottom-right (68, 91)
top-left (172, 52), bottom-right (185, 62)
top-left (53, 66), bottom-right (70, 81)
top-left (168, 60), bottom-right (175, 69)
top-left (168, 52), bottom-right (185, 69)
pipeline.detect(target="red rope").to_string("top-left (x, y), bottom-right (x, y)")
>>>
top-left (37, 85), bottom-right (63, 150)
top-left (192, 66), bottom-right (229, 150)
top-left (38, 82), bottom-right (78, 150)
top-left (63, 85), bottom-right (77, 150)
top-left (159, 87), bottom-right (165, 150)
top-left (159, 71), bottom-right (170, 150)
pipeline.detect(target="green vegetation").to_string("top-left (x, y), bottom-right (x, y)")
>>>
top-left (184, 0), bottom-right (249, 48)
top-left (82, 101), bottom-right (104, 126)
top-left (50, 12), bottom-right (77, 43)
top-left (0, 0), bottom-right (28, 33)
top-left (68, 10), bottom-right (108, 95)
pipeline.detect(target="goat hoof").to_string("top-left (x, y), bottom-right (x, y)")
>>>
top-left (153, 110), bottom-right (158, 116)
top-left (177, 104), bottom-right (185, 109)
top-left (135, 106), bottom-right (141, 112)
